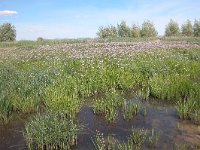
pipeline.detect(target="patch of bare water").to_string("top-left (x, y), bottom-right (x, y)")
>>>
top-left (0, 115), bottom-right (27, 150)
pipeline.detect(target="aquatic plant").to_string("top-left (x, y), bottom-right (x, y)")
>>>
top-left (147, 128), bottom-right (160, 148)
top-left (190, 109), bottom-right (200, 125)
top-left (93, 128), bottom-right (148, 150)
top-left (92, 130), bottom-right (106, 150)
top-left (123, 101), bottom-right (140, 120)
top-left (136, 86), bottom-right (150, 100)
top-left (0, 94), bottom-right (12, 123)
top-left (93, 88), bottom-right (123, 123)
top-left (129, 128), bottom-right (148, 147)
top-left (45, 76), bottom-right (82, 119)
top-left (149, 74), bottom-right (196, 101)
top-left (107, 134), bottom-right (119, 150)
top-left (141, 106), bottom-right (147, 117)
top-left (24, 112), bottom-right (79, 150)
top-left (176, 99), bottom-right (190, 119)
top-left (174, 144), bottom-right (187, 150)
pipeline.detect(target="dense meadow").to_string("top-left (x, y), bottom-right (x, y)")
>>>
top-left (0, 37), bottom-right (200, 149)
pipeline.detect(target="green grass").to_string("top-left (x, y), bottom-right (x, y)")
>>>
top-left (0, 39), bottom-right (200, 149)
top-left (92, 128), bottom-right (160, 150)
top-left (122, 101), bottom-right (140, 120)
top-left (92, 89), bottom-right (123, 123)
top-left (0, 38), bottom-right (92, 48)
top-left (147, 128), bottom-right (160, 148)
top-left (1, 45), bottom-right (200, 125)
top-left (45, 76), bottom-right (82, 119)
top-left (24, 112), bottom-right (79, 150)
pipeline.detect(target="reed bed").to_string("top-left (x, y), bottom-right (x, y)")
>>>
top-left (24, 112), bottom-right (79, 150)
top-left (92, 128), bottom-right (160, 150)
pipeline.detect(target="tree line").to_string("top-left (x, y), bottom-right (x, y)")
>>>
top-left (0, 19), bottom-right (200, 42)
top-left (97, 19), bottom-right (200, 38)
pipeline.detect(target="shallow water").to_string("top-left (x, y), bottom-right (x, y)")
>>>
top-left (0, 95), bottom-right (200, 150)
top-left (0, 115), bottom-right (27, 150)
top-left (75, 95), bottom-right (200, 150)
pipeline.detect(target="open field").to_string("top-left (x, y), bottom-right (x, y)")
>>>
top-left (0, 38), bottom-right (200, 149)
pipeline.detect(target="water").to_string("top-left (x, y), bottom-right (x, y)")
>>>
top-left (0, 115), bottom-right (27, 150)
top-left (75, 95), bottom-right (200, 149)
top-left (0, 95), bottom-right (200, 150)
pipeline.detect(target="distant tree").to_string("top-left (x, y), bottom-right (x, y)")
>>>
top-left (165, 19), bottom-right (180, 36)
top-left (130, 24), bottom-right (141, 38)
top-left (0, 23), bottom-right (16, 42)
top-left (140, 20), bottom-right (157, 37)
top-left (193, 19), bottom-right (200, 37)
top-left (37, 37), bottom-right (44, 41)
top-left (181, 20), bottom-right (193, 36)
top-left (97, 25), bottom-right (118, 39)
top-left (117, 21), bottom-right (131, 37)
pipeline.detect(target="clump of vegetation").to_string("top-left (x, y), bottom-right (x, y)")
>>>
top-left (174, 144), bottom-right (187, 150)
top-left (93, 128), bottom-right (160, 150)
top-left (165, 19), bottom-right (180, 36)
top-left (24, 113), bottom-right (79, 150)
top-left (176, 99), bottom-right (191, 119)
top-left (0, 94), bottom-right (13, 123)
top-left (97, 25), bottom-right (118, 39)
top-left (0, 23), bottom-right (16, 42)
top-left (147, 128), bottom-right (160, 148)
top-left (36, 37), bottom-right (44, 42)
top-left (193, 19), bottom-right (200, 37)
top-left (130, 24), bottom-right (141, 38)
top-left (181, 20), bottom-right (193, 36)
top-left (140, 20), bottom-right (158, 37)
top-left (190, 109), bottom-right (200, 125)
top-left (117, 21), bottom-right (131, 38)
top-left (136, 86), bottom-right (150, 100)
top-left (93, 89), bottom-right (123, 122)
top-left (126, 128), bottom-right (148, 149)
top-left (149, 74), bottom-right (196, 101)
top-left (123, 101), bottom-right (140, 120)
top-left (45, 76), bottom-right (82, 119)
top-left (92, 130), bottom-right (106, 150)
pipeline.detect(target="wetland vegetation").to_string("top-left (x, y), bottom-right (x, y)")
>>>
top-left (0, 37), bottom-right (200, 149)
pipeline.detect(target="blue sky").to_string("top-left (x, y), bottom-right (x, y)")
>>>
top-left (0, 0), bottom-right (200, 40)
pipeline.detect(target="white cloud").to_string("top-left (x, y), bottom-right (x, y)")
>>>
top-left (0, 10), bottom-right (17, 16)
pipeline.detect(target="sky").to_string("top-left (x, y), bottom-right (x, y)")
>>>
top-left (0, 0), bottom-right (199, 40)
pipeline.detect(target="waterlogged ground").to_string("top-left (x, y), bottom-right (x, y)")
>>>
top-left (0, 39), bottom-right (200, 149)
top-left (0, 114), bottom-right (27, 150)
top-left (76, 95), bottom-right (200, 150)
top-left (1, 95), bottom-right (200, 150)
